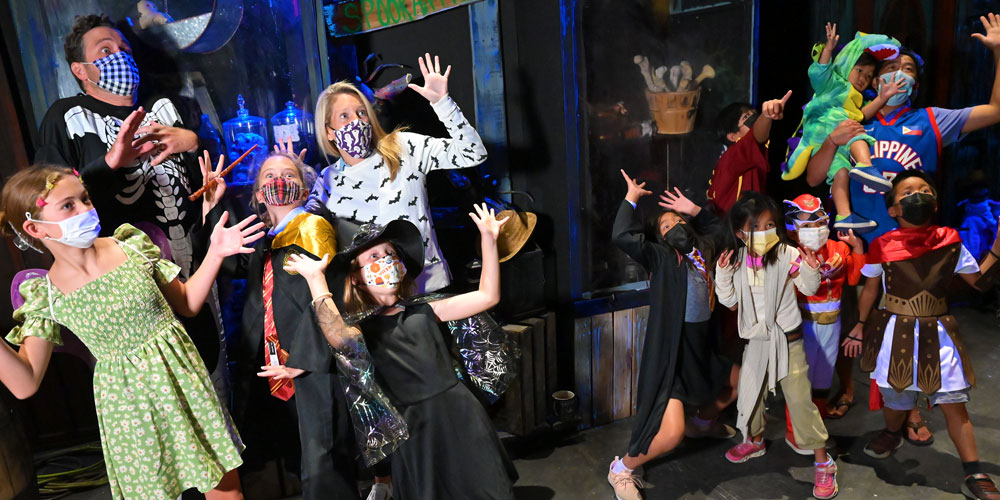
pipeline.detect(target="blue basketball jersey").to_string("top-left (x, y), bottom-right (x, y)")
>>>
top-left (851, 106), bottom-right (947, 242)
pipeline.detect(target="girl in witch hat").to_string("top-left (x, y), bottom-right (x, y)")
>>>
top-left (284, 204), bottom-right (517, 500)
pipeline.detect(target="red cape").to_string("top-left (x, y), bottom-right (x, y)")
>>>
top-left (866, 225), bottom-right (962, 264)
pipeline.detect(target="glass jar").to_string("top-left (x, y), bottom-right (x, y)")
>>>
top-left (222, 94), bottom-right (268, 186)
top-left (270, 100), bottom-right (315, 164)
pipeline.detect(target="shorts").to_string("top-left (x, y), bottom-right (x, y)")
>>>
top-left (878, 386), bottom-right (970, 410)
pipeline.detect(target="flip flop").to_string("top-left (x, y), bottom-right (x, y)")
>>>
top-left (825, 395), bottom-right (855, 420)
top-left (904, 419), bottom-right (935, 446)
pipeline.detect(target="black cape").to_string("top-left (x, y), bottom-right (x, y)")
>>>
top-left (611, 200), bottom-right (728, 456)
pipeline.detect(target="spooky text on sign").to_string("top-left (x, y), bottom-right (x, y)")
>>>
top-left (323, 0), bottom-right (485, 37)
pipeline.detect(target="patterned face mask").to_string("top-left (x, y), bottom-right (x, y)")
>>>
top-left (362, 254), bottom-right (406, 288)
top-left (85, 51), bottom-right (140, 97)
top-left (256, 177), bottom-right (304, 206)
top-left (334, 119), bottom-right (374, 159)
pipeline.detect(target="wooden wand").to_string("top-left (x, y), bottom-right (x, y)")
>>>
top-left (187, 143), bottom-right (259, 201)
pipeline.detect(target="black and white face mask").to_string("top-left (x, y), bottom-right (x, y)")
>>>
top-left (85, 51), bottom-right (140, 97)
top-left (334, 119), bottom-right (374, 159)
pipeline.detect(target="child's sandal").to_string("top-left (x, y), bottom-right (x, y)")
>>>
top-left (904, 419), bottom-right (935, 447)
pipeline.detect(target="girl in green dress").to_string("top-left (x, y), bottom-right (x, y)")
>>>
top-left (0, 164), bottom-right (263, 500)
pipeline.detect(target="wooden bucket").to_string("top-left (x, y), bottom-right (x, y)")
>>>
top-left (644, 88), bottom-right (701, 135)
top-left (0, 393), bottom-right (38, 499)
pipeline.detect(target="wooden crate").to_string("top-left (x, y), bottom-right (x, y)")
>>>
top-left (493, 324), bottom-right (533, 436)
top-left (494, 313), bottom-right (560, 435)
top-left (574, 305), bottom-right (650, 428)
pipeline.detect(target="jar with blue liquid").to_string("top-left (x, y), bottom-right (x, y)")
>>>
top-left (222, 94), bottom-right (267, 186)
top-left (270, 101), bottom-right (315, 164)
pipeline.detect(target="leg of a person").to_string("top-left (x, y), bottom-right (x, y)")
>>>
top-left (832, 286), bottom-right (860, 408)
top-left (623, 398), bottom-right (686, 469)
top-left (832, 169), bottom-right (853, 219)
top-left (699, 364), bottom-right (740, 421)
top-left (780, 340), bottom-right (829, 456)
top-left (812, 320), bottom-right (840, 392)
top-left (849, 138), bottom-right (873, 165)
top-left (294, 373), bottom-right (361, 500)
top-left (747, 373), bottom-right (769, 441)
top-left (939, 402), bottom-right (979, 463)
top-left (878, 387), bottom-right (914, 432)
top-left (206, 469), bottom-right (243, 500)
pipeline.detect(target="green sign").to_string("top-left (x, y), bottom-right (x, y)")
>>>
top-left (323, 0), bottom-right (485, 37)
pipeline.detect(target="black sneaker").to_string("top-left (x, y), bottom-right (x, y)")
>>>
top-left (962, 474), bottom-right (1000, 499)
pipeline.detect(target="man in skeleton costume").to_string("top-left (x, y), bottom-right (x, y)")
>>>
top-left (34, 14), bottom-right (229, 397)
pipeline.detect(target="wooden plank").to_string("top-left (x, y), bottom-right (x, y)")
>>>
top-left (504, 324), bottom-right (533, 434)
top-left (518, 317), bottom-right (548, 427)
top-left (573, 316), bottom-right (593, 429)
top-left (612, 309), bottom-right (634, 420)
top-left (632, 306), bottom-right (650, 414)
top-left (543, 312), bottom-right (558, 400)
top-left (591, 312), bottom-right (615, 426)
top-left (469, 0), bottom-right (511, 199)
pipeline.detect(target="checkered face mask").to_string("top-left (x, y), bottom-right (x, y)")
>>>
top-left (334, 119), bottom-right (374, 159)
top-left (256, 177), bottom-right (304, 206)
top-left (86, 51), bottom-right (140, 97)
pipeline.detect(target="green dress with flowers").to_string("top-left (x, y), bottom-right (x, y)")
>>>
top-left (6, 225), bottom-right (243, 500)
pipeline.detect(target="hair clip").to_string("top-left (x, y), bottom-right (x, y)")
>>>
top-left (36, 197), bottom-right (47, 207)
top-left (73, 168), bottom-right (80, 177)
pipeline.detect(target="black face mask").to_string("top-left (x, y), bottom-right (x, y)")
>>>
top-left (663, 223), bottom-right (695, 254)
top-left (898, 192), bottom-right (936, 226)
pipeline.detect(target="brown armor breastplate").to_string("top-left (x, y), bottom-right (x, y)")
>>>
top-left (859, 243), bottom-right (975, 394)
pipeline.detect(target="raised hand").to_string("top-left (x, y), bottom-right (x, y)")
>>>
top-left (133, 120), bottom-right (199, 166)
top-left (761, 90), bottom-right (792, 120)
top-left (837, 228), bottom-right (864, 254)
top-left (825, 22), bottom-right (839, 46)
top-left (208, 212), bottom-right (265, 258)
top-left (877, 71), bottom-right (908, 101)
top-left (620, 169), bottom-right (653, 204)
top-left (284, 252), bottom-right (330, 282)
top-left (658, 187), bottom-right (700, 216)
top-left (273, 135), bottom-right (308, 162)
top-left (841, 323), bottom-right (863, 358)
top-left (717, 249), bottom-right (734, 268)
top-left (469, 203), bottom-right (509, 241)
top-left (106, 107), bottom-right (156, 170)
top-left (407, 53), bottom-right (451, 104)
top-left (798, 246), bottom-right (821, 268)
top-left (198, 151), bottom-right (227, 215)
top-left (971, 12), bottom-right (1000, 53)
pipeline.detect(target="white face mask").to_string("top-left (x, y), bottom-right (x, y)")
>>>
top-left (797, 226), bottom-right (830, 251)
top-left (25, 209), bottom-right (102, 248)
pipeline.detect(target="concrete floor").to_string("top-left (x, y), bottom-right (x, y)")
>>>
top-left (54, 307), bottom-right (1000, 499)
top-left (510, 307), bottom-right (1000, 500)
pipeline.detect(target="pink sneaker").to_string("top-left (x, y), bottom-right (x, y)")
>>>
top-left (813, 459), bottom-right (839, 499)
top-left (725, 439), bottom-right (766, 463)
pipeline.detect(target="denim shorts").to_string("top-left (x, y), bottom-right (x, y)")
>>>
top-left (879, 386), bottom-right (970, 410)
